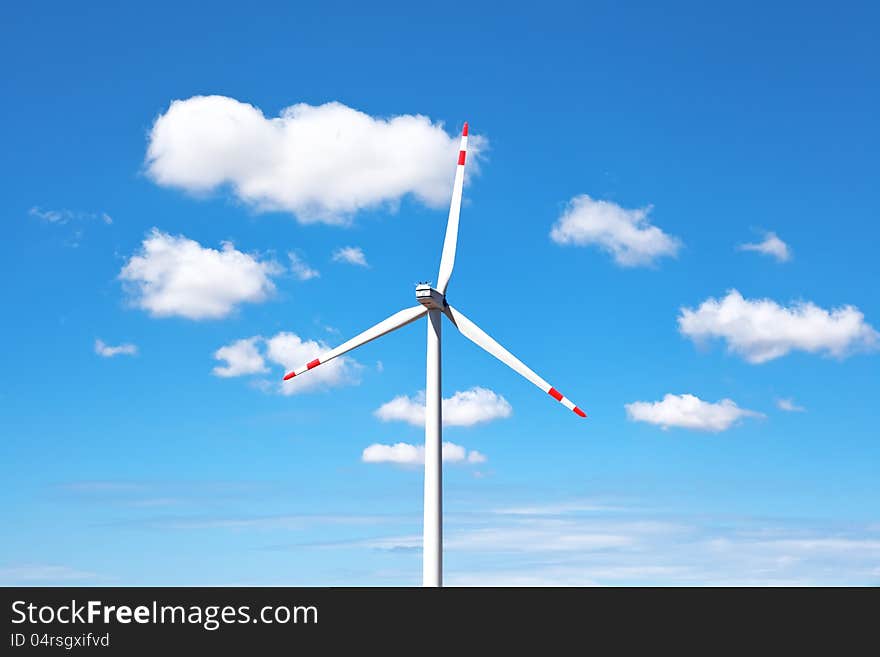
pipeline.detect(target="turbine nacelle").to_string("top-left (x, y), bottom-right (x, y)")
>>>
top-left (415, 283), bottom-right (446, 311)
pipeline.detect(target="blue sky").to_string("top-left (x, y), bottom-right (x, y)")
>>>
top-left (2, 0), bottom-right (879, 585)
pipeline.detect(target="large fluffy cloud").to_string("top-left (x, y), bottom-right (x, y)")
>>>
top-left (375, 387), bottom-right (512, 427)
top-left (550, 194), bottom-right (681, 267)
top-left (625, 393), bottom-right (762, 432)
top-left (120, 229), bottom-right (281, 320)
top-left (362, 441), bottom-right (486, 466)
top-left (678, 290), bottom-right (878, 363)
top-left (145, 96), bottom-right (485, 224)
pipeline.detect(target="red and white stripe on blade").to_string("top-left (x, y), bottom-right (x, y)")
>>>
top-left (283, 305), bottom-right (428, 381)
top-left (445, 305), bottom-right (587, 418)
top-left (436, 122), bottom-right (469, 295)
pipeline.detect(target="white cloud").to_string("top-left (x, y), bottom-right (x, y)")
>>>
top-left (494, 500), bottom-right (620, 515)
top-left (29, 206), bottom-right (112, 225)
top-left (94, 339), bottom-right (137, 358)
top-left (0, 565), bottom-right (98, 584)
top-left (467, 450), bottom-right (488, 464)
top-left (625, 393), bottom-right (762, 432)
top-left (776, 398), bottom-right (806, 413)
top-left (265, 332), bottom-right (360, 395)
top-left (374, 394), bottom-right (432, 426)
top-left (213, 337), bottom-right (267, 377)
top-left (29, 207), bottom-right (67, 223)
top-left (361, 441), bottom-right (487, 466)
top-left (145, 96), bottom-right (485, 224)
top-left (375, 387), bottom-right (512, 427)
top-left (322, 500), bottom-right (880, 585)
top-left (210, 332), bottom-right (360, 393)
top-left (678, 289), bottom-right (879, 363)
top-left (443, 388), bottom-right (512, 426)
top-left (332, 246), bottom-right (368, 267)
top-left (29, 207), bottom-right (112, 248)
top-left (358, 524), bottom-right (639, 554)
top-left (288, 252), bottom-right (319, 280)
top-left (738, 231), bottom-right (791, 262)
top-left (549, 194), bottom-right (681, 267)
top-left (119, 229), bottom-right (281, 320)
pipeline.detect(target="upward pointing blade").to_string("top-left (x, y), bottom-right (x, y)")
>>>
top-left (436, 122), bottom-right (469, 295)
top-left (445, 305), bottom-right (587, 418)
top-left (282, 305), bottom-right (427, 381)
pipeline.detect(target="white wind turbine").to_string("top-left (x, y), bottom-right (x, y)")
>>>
top-left (282, 122), bottom-right (586, 587)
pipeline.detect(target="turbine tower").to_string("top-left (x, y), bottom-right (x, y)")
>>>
top-left (282, 122), bottom-right (586, 587)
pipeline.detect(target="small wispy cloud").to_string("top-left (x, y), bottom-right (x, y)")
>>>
top-left (493, 500), bottom-right (622, 515)
top-left (151, 514), bottom-right (390, 531)
top-left (29, 206), bottom-right (112, 247)
top-left (332, 246), bottom-right (369, 267)
top-left (58, 480), bottom-right (268, 509)
top-left (29, 206), bottom-right (113, 225)
top-left (288, 252), bottom-right (320, 280)
top-left (738, 231), bottom-right (791, 262)
top-left (776, 398), bottom-right (806, 412)
top-left (95, 339), bottom-right (138, 358)
top-left (0, 564), bottom-right (99, 584)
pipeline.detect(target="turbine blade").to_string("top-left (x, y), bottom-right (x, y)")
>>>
top-left (282, 305), bottom-right (427, 380)
top-left (445, 305), bottom-right (587, 418)
top-left (436, 122), bottom-right (469, 295)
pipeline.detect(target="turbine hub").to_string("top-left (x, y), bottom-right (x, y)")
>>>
top-left (416, 283), bottom-right (446, 310)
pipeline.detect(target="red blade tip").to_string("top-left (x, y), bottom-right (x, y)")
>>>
top-left (574, 407), bottom-right (587, 418)
top-left (283, 371), bottom-right (296, 380)
top-left (462, 122), bottom-right (468, 136)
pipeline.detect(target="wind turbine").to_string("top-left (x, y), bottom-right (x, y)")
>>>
top-left (282, 122), bottom-right (586, 587)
